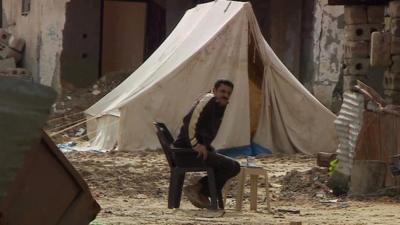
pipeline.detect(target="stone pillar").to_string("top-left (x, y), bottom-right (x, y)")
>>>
top-left (343, 5), bottom-right (384, 92)
top-left (386, 1), bottom-right (400, 104)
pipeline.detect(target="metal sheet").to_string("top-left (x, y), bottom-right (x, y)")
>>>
top-left (0, 132), bottom-right (100, 225)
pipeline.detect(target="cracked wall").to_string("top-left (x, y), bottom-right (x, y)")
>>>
top-left (2, 0), bottom-right (69, 92)
top-left (312, 0), bottom-right (345, 108)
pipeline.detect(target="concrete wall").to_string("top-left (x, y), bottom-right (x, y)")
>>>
top-left (2, 0), bottom-right (69, 91)
top-left (312, 0), bottom-right (345, 108)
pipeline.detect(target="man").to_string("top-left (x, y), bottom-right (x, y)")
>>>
top-left (173, 79), bottom-right (241, 209)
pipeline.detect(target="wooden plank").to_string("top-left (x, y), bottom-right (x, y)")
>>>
top-left (250, 175), bottom-right (258, 211)
top-left (235, 169), bottom-right (245, 211)
top-left (328, 0), bottom-right (389, 5)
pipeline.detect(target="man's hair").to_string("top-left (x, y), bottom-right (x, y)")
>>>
top-left (214, 79), bottom-right (234, 90)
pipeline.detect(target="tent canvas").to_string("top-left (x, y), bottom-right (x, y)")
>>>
top-left (85, 0), bottom-right (338, 155)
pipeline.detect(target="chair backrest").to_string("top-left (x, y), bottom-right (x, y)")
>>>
top-left (153, 122), bottom-right (175, 168)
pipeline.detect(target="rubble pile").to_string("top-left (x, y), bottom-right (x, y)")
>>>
top-left (0, 29), bottom-right (29, 80)
top-left (280, 167), bottom-right (333, 200)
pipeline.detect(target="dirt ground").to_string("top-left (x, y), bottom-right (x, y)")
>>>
top-left (64, 151), bottom-right (400, 225)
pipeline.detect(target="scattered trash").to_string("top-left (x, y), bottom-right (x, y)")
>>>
top-left (92, 90), bottom-right (101, 95)
top-left (75, 128), bottom-right (86, 136)
top-left (57, 141), bottom-right (107, 153)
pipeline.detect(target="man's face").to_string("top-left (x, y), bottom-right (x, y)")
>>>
top-left (213, 84), bottom-right (233, 106)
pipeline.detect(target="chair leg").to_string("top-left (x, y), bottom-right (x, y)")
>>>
top-left (264, 171), bottom-right (271, 212)
top-left (174, 171), bottom-right (186, 208)
top-left (218, 190), bottom-right (224, 209)
top-left (236, 168), bottom-right (245, 211)
top-left (206, 168), bottom-right (218, 210)
top-left (168, 169), bottom-right (184, 209)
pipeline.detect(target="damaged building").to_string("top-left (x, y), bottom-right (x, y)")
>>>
top-left (1, 0), bottom-right (346, 109)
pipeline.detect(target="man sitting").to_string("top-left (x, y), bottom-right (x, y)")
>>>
top-left (173, 79), bottom-right (241, 208)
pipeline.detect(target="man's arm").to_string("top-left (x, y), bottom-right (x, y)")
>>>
top-left (188, 93), bottom-right (214, 159)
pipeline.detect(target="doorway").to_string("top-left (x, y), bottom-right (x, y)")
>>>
top-left (101, 0), bottom-right (147, 76)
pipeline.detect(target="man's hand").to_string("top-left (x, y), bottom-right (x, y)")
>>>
top-left (193, 144), bottom-right (208, 160)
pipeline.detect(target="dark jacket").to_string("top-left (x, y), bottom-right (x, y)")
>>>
top-left (173, 93), bottom-right (226, 150)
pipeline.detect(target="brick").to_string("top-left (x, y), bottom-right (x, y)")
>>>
top-left (0, 29), bottom-right (12, 45)
top-left (370, 32), bottom-right (391, 67)
top-left (390, 55), bottom-right (400, 73)
top-left (383, 71), bottom-right (400, 91)
top-left (344, 6), bottom-right (367, 25)
top-left (345, 24), bottom-right (384, 41)
top-left (343, 58), bottom-right (370, 75)
top-left (384, 89), bottom-right (400, 104)
top-left (389, 1), bottom-right (400, 18)
top-left (390, 18), bottom-right (400, 37)
top-left (391, 36), bottom-right (400, 54)
top-left (344, 41), bottom-right (370, 58)
top-left (367, 6), bottom-right (384, 24)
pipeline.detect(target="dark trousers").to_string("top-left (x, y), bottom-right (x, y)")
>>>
top-left (198, 151), bottom-right (241, 197)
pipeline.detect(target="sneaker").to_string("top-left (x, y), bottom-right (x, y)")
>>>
top-left (183, 184), bottom-right (210, 209)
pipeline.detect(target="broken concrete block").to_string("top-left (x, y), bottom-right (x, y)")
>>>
top-left (390, 18), bottom-right (400, 37)
top-left (8, 36), bottom-right (25, 52)
top-left (344, 6), bottom-right (367, 25)
top-left (370, 32), bottom-right (391, 67)
top-left (391, 55), bottom-right (400, 73)
top-left (367, 6), bottom-right (384, 24)
top-left (389, 1), bottom-right (400, 18)
top-left (0, 29), bottom-right (12, 45)
top-left (0, 58), bottom-right (16, 70)
top-left (345, 24), bottom-right (384, 41)
top-left (391, 36), bottom-right (400, 55)
top-left (384, 72), bottom-right (400, 90)
top-left (0, 43), bottom-right (22, 62)
top-left (344, 41), bottom-right (370, 58)
top-left (344, 58), bottom-right (370, 75)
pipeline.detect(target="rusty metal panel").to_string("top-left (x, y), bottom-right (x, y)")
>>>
top-left (0, 132), bottom-right (100, 225)
top-left (355, 111), bottom-right (400, 186)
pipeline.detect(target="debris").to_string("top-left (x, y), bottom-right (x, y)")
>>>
top-left (92, 90), bottom-right (101, 95)
top-left (75, 128), bottom-right (86, 136)
top-left (316, 152), bottom-right (337, 168)
top-left (277, 208), bottom-right (300, 214)
top-left (319, 199), bottom-right (338, 204)
top-left (280, 167), bottom-right (332, 199)
top-left (57, 141), bottom-right (77, 152)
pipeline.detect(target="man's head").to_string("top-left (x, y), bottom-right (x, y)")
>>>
top-left (213, 79), bottom-right (234, 106)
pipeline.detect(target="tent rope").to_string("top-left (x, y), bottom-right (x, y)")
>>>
top-left (47, 111), bottom-right (84, 123)
top-left (70, 119), bottom-right (120, 142)
top-left (48, 118), bottom-right (87, 132)
top-left (50, 115), bottom-right (99, 137)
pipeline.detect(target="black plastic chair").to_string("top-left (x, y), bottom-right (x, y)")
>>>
top-left (153, 122), bottom-right (223, 210)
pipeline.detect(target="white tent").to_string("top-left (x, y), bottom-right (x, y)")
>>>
top-left (85, 0), bottom-right (338, 155)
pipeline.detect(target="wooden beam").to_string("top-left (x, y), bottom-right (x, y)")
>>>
top-left (328, 0), bottom-right (389, 5)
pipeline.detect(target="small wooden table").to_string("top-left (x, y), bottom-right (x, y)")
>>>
top-left (224, 166), bottom-right (271, 212)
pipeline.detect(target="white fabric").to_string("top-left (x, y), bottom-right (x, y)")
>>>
top-left (85, 0), bottom-right (338, 154)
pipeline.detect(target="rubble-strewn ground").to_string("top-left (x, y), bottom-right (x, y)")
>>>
top-left (65, 151), bottom-right (400, 225)
top-left (45, 72), bottom-right (129, 144)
